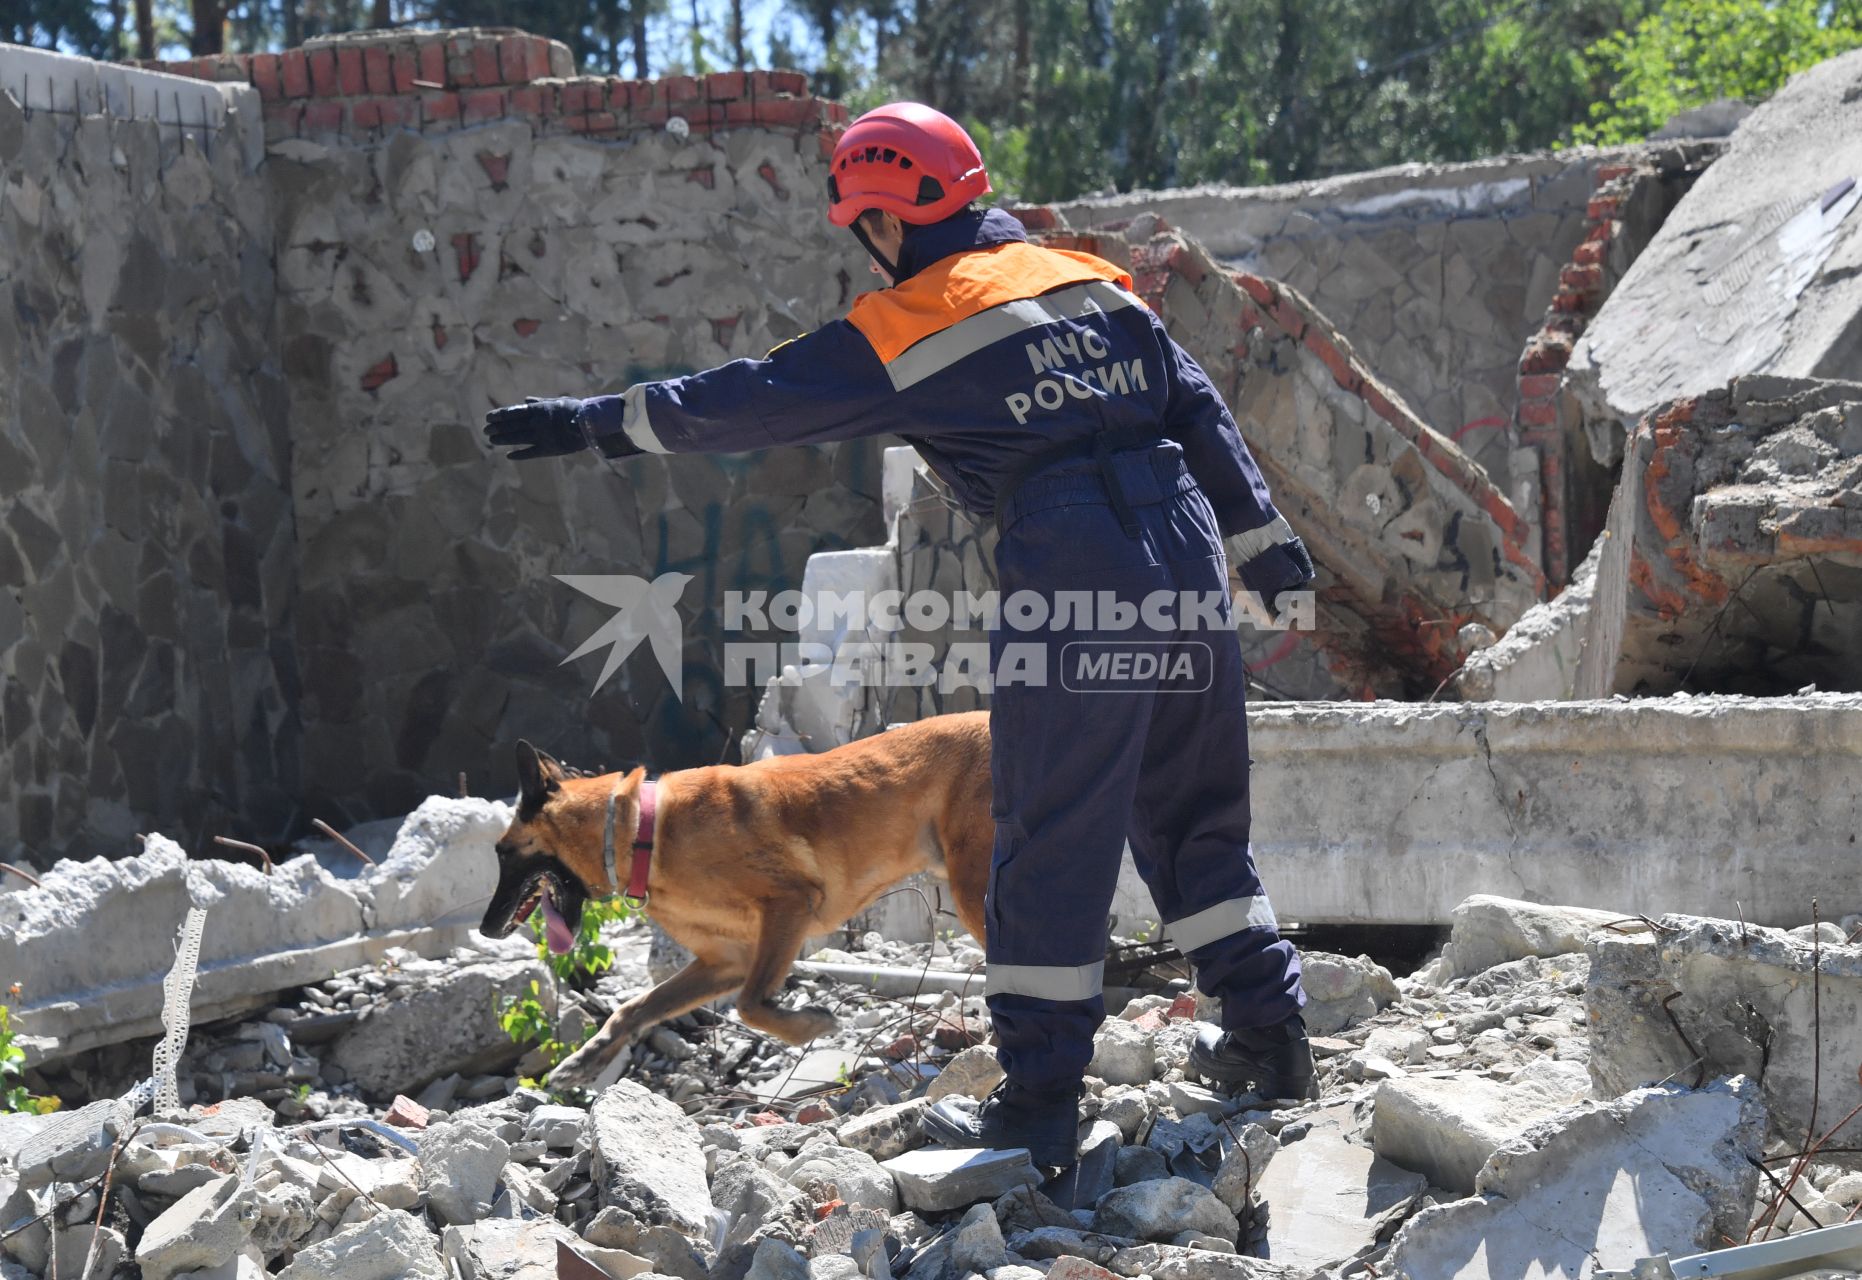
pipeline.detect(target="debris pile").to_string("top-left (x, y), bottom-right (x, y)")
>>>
top-left (8, 883), bottom-right (1862, 1280)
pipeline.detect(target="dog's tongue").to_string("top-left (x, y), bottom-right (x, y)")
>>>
top-left (541, 895), bottom-right (575, 955)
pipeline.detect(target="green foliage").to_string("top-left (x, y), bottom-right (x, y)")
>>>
top-left (1574, 0), bottom-right (1862, 143)
top-left (497, 897), bottom-right (637, 1069)
top-left (1, 1005), bottom-right (59, 1115)
top-left (533, 895), bottom-right (638, 984)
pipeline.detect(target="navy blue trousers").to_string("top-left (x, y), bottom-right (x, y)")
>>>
top-left (983, 443), bottom-right (1305, 1093)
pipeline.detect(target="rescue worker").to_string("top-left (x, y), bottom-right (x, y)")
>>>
top-left (483, 103), bottom-right (1315, 1167)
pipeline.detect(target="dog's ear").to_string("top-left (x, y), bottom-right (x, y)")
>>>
top-left (515, 740), bottom-right (564, 813)
top-left (621, 765), bottom-right (647, 793)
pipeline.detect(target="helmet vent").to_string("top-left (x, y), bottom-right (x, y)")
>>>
top-left (915, 176), bottom-right (946, 205)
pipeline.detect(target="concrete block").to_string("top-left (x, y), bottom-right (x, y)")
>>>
top-left (1589, 915), bottom-right (1862, 1150)
top-left (1386, 1078), bottom-right (1765, 1280)
top-left (1370, 1058), bottom-right (1592, 1192)
top-left (1449, 894), bottom-right (1632, 977)
top-left (880, 1147), bottom-right (1040, 1213)
top-left (1254, 1107), bottom-right (1425, 1272)
top-left (588, 1081), bottom-right (715, 1236)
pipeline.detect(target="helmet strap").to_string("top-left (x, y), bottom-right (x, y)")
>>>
top-left (850, 219), bottom-right (901, 281)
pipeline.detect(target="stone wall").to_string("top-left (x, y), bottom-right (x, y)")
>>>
top-left (0, 49), bottom-right (296, 862)
top-left (2, 33), bottom-right (881, 862)
top-left (90, 31), bottom-right (885, 833)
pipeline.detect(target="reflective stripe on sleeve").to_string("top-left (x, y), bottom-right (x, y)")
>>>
top-left (1223, 515), bottom-right (1296, 567)
top-left (984, 959), bottom-right (1106, 1002)
top-left (883, 280), bottom-right (1143, 392)
top-left (1163, 896), bottom-right (1279, 953)
top-left (621, 385), bottom-right (670, 454)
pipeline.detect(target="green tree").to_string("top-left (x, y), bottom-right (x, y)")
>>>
top-left (1575, 0), bottom-right (1862, 143)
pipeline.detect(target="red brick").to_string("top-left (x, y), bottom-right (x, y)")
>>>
top-left (527, 36), bottom-right (555, 80)
top-left (308, 47), bottom-right (338, 96)
top-left (755, 96), bottom-right (821, 129)
top-left (470, 41), bottom-right (500, 88)
top-left (1517, 396), bottom-right (1559, 427)
top-left (1304, 327), bottom-right (1360, 392)
top-left (351, 99), bottom-right (383, 130)
top-left (795, 1101), bottom-right (834, 1124)
top-left (359, 97), bottom-right (414, 130)
top-left (723, 97), bottom-right (758, 125)
top-left (770, 70), bottom-right (808, 95)
top-left (513, 317), bottom-right (541, 336)
top-left (1518, 373), bottom-right (1560, 398)
top-left (263, 101), bottom-right (304, 134)
top-left (1167, 994), bottom-right (1199, 1020)
top-left (1550, 289), bottom-right (1587, 314)
top-left (1571, 240), bottom-right (1606, 267)
top-left (1520, 340), bottom-right (1571, 375)
top-left (605, 80), bottom-right (633, 111)
top-left (1584, 220), bottom-right (1615, 243)
top-left (336, 45), bottom-right (365, 95)
top-left (477, 151), bottom-right (510, 187)
top-left (1596, 163), bottom-right (1633, 183)
top-left (461, 88), bottom-right (506, 124)
top-left (360, 355), bottom-right (398, 391)
top-left (419, 91), bottom-right (460, 125)
top-left (1166, 245), bottom-right (1205, 287)
top-left (303, 99), bottom-right (344, 133)
top-left (1586, 195), bottom-right (1623, 221)
top-left (362, 46), bottom-right (393, 95)
top-left (508, 86), bottom-right (543, 116)
top-left (384, 1095), bottom-right (429, 1128)
top-left (824, 101), bottom-right (849, 124)
top-left (707, 70), bottom-right (746, 100)
top-left (390, 48), bottom-right (417, 93)
top-left (498, 34), bottom-right (528, 83)
top-left (757, 161), bottom-right (789, 198)
top-left (1362, 381), bottom-right (1401, 425)
top-left (415, 38), bottom-right (445, 87)
top-left (281, 49), bottom-right (311, 97)
top-left (1266, 295), bottom-right (1306, 339)
top-left (749, 1109), bottom-right (784, 1126)
top-left (1235, 273), bottom-right (1274, 307)
top-left (249, 53), bottom-right (282, 100)
top-left (1560, 263), bottom-right (1602, 292)
top-left (566, 111), bottom-right (618, 134)
top-left (662, 74), bottom-right (701, 106)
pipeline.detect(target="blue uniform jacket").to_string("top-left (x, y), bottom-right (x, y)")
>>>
top-left (581, 208), bottom-right (1314, 598)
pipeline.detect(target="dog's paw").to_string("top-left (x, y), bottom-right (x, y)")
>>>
top-left (547, 1038), bottom-right (624, 1092)
top-left (794, 1006), bottom-right (838, 1042)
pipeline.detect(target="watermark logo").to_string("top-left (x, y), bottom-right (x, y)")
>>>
top-left (556, 573), bottom-right (693, 699)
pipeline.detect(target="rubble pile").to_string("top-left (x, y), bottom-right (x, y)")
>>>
top-left (7, 890), bottom-right (1861, 1280)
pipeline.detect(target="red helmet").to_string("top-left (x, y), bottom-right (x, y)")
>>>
top-left (827, 102), bottom-right (991, 228)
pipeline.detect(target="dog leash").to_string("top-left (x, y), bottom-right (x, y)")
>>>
top-left (601, 776), bottom-right (657, 908)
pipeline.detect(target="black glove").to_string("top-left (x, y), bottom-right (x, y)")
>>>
top-left (484, 396), bottom-right (589, 461)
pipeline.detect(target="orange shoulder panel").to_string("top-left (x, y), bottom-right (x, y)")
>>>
top-left (847, 241), bottom-right (1136, 364)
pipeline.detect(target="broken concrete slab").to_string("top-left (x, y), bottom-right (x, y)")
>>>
top-left (442, 1215), bottom-right (583, 1280)
top-left (1454, 540), bottom-right (1602, 701)
top-left (2, 797), bottom-right (509, 1067)
top-left (1386, 1078), bottom-right (1765, 1280)
top-left (837, 1099), bottom-right (929, 1162)
top-left (1574, 377), bottom-right (1862, 698)
top-left (274, 1209), bottom-right (449, 1280)
top-left (1589, 914), bottom-right (1862, 1150)
top-left (1448, 895), bottom-right (1633, 978)
top-left (419, 1120), bottom-right (512, 1226)
top-left (881, 1147), bottom-right (1040, 1213)
top-left (134, 1174), bottom-right (261, 1280)
top-left (1370, 1058), bottom-right (1592, 1192)
top-left (589, 1081), bottom-right (715, 1236)
top-left (1254, 1107), bottom-right (1425, 1272)
top-left (781, 1143), bottom-right (899, 1215)
top-left (1568, 52), bottom-right (1862, 449)
top-left (324, 954), bottom-right (545, 1097)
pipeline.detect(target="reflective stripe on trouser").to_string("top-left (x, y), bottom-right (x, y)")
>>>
top-left (984, 444), bottom-right (1304, 1093)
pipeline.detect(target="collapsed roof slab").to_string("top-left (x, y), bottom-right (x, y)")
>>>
top-left (1567, 50), bottom-right (1862, 461)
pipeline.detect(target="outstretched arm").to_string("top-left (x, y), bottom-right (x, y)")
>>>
top-left (484, 322), bottom-right (902, 463)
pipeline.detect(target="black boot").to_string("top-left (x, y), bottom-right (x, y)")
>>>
top-left (1188, 1013), bottom-right (1315, 1100)
top-left (921, 1081), bottom-right (1082, 1168)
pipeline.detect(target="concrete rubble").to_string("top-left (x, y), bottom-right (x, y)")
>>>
top-left (9, 879), bottom-right (1850, 1280)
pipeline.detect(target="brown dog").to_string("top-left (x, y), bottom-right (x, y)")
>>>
top-left (480, 711), bottom-right (995, 1090)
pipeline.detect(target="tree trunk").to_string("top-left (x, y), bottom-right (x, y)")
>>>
top-left (283, 0), bottom-right (300, 50)
top-left (190, 0), bottom-right (223, 53)
top-left (730, 0), bottom-right (747, 68)
top-left (371, 0), bottom-right (392, 27)
top-left (109, 0), bottom-right (125, 59)
top-left (135, 0), bottom-right (155, 57)
top-left (632, 1), bottom-right (650, 78)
